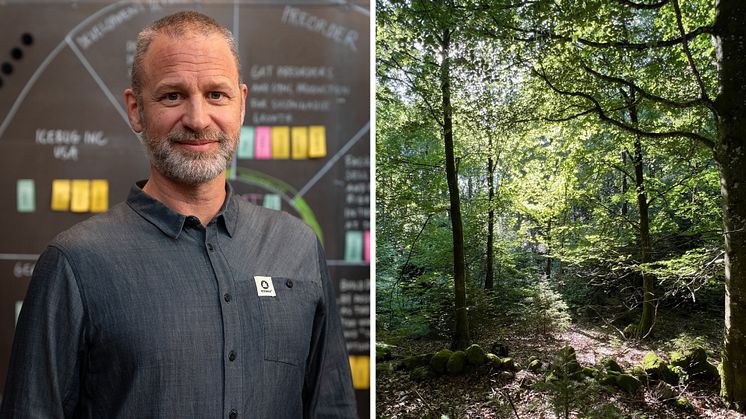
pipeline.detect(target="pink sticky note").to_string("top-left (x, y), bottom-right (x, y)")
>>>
top-left (364, 230), bottom-right (371, 264)
top-left (254, 126), bottom-right (272, 159)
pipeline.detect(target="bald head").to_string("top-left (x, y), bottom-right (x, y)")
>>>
top-left (130, 11), bottom-right (241, 102)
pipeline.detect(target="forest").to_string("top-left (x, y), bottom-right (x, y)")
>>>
top-left (375, 0), bottom-right (745, 417)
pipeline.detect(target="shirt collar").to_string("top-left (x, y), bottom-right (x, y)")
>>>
top-left (126, 180), bottom-right (238, 239)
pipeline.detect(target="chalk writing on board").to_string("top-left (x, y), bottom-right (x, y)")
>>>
top-left (281, 6), bottom-right (359, 52)
top-left (35, 129), bottom-right (109, 161)
top-left (76, 5), bottom-right (145, 49)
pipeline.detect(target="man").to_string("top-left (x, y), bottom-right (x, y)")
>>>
top-left (0, 11), bottom-right (356, 418)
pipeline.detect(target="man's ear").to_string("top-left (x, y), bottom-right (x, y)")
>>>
top-left (240, 83), bottom-right (248, 124)
top-left (124, 88), bottom-right (143, 133)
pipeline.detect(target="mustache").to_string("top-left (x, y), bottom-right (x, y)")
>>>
top-left (166, 129), bottom-right (230, 144)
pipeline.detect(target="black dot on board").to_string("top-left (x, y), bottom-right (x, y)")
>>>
top-left (21, 33), bottom-right (33, 46)
top-left (0, 77), bottom-right (3, 89)
top-left (11, 48), bottom-right (22, 60)
top-left (1, 63), bottom-right (12, 75)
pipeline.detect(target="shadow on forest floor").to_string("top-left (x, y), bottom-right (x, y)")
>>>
top-left (376, 308), bottom-right (743, 418)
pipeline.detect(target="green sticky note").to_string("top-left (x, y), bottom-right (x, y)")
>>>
top-left (16, 179), bottom-right (35, 212)
top-left (238, 126), bottom-right (254, 159)
top-left (345, 231), bottom-right (364, 262)
top-left (262, 194), bottom-right (281, 210)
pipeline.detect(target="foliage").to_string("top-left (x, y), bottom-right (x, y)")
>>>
top-left (536, 347), bottom-right (600, 419)
top-left (522, 277), bottom-right (572, 337)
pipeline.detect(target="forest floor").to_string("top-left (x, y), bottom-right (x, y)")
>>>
top-left (376, 306), bottom-right (743, 418)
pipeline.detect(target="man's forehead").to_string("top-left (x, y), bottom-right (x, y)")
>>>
top-left (142, 32), bottom-right (239, 82)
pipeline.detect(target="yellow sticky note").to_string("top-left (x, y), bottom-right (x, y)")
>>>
top-left (348, 355), bottom-right (370, 390)
top-left (51, 179), bottom-right (71, 211)
top-left (271, 126), bottom-right (290, 159)
top-left (309, 126), bottom-right (326, 158)
top-left (90, 179), bottom-right (109, 213)
top-left (70, 179), bottom-right (91, 213)
top-left (291, 127), bottom-right (309, 160)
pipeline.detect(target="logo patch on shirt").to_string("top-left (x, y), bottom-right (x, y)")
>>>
top-left (254, 276), bottom-right (276, 297)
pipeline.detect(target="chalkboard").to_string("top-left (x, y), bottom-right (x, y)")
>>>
top-left (0, 1), bottom-right (370, 416)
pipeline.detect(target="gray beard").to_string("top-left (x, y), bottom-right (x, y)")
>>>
top-left (141, 127), bottom-right (237, 186)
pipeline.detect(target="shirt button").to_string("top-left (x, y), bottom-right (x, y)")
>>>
top-left (224, 293), bottom-right (232, 302)
top-left (186, 216), bottom-right (200, 227)
top-left (207, 243), bottom-right (214, 251)
top-left (229, 409), bottom-right (237, 419)
top-left (229, 350), bottom-right (237, 361)
top-left (286, 279), bottom-right (293, 288)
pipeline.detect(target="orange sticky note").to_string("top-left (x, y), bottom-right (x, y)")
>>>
top-left (51, 179), bottom-right (71, 211)
top-left (309, 126), bottom-right (326, 158)
top-left (70, 180), bottom-right (91, 213)
top-left (271, 126), bottom-right (290, 159)
top-left (90, 179), bottom-right (109, 213)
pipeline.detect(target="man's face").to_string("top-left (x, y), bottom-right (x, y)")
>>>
top-left (125, 32), bottom-right (247, 185)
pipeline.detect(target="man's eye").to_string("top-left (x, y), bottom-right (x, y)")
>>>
top-left (209, 92), bottom-right (225, 100)
top-left (162, 92), bottom-right (181, 102)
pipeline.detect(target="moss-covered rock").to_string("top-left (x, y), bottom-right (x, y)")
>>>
top-left (641, 352), bottom-right (677, 384)
top-left (675, 397), bottom-right (694, 412)
top-left (528, 358), bottom-right (543, 373)
top-left (500, 357), bottom-right (517, 371)
top-left (669, 351), bottom-right (686, 368)
top-left (630, 365), bottom-right (646, 378)
top-left (550, 346), bottom-right (581, 377)
top-left (486, 354), bottom-right (503, 369)
top-left (376, 342), bottom-right (396, 362)
top-left (615, 373), bottom-right (641, 395)
top-left (582, 367), bottom-right (599, 378)
top-left (601, 357), bottom-right (623, 373)
top-left (599, 371), bottom-right (619, 387)
top-left (398, 353), bottom-right (433, 371)
top-left (376, 362), bottom-right (394, 376)
top-left (669, 347), bottom-right (718, 381)
top-left (410, 366), bottom-right (436, 382)
top-left (447, 351), bottom-right (467, 375)
top-left (430, 349), bottom-right (453, 375)
top-left (700, 362), bottom-right (719, 380)
top-left (466, 344), bottom-right (486, 365)
top-left (654, 381), bottom-right (675, 401)
top-left (490, 342), bottom-right (509, 357)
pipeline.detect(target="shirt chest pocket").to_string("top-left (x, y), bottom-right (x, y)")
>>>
top-left (258, 277), bottom-right (318, 366)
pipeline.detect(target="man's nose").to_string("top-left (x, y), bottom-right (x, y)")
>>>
top-left (182, 97), bottom-right (210, 132)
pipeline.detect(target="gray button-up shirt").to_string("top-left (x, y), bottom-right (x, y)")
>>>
top-left (0, 182), bottom-right (357, 418)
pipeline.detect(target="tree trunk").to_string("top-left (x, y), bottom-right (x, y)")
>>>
top-left (485, 138), bottom-right (495, 290)
top-left (544, 219), bottom-right (552, 279)
top-left (629, 102), bottom-right (654, 338)
top-left (714, 0), bottom-right (746, 410)
top-left (621, 151), bottom-right (629, 217)
top-left (440, 28), bottom-right (470, 350)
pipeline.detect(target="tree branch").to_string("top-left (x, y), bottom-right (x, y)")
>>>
top-left (534, 68), bottom-right (716, 149)
top-left (496, 20), bottom-right (713, 50)
top-left (617, 0), bottom-right (669, 9)
top-left (672, 0), bottom-right (711, 104)
top-left (380, 52), bottom-right (445, 128)
top-left (581, 62), bottom-right (716, 112)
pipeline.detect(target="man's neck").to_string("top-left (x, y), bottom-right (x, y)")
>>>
top-left (143, 169), bottom-right (227, 226)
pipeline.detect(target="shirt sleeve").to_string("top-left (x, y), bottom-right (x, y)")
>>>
top-left (302, 240), bottom-right (357, 419)
top-left (0, 245), bottom-right (86, 419)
